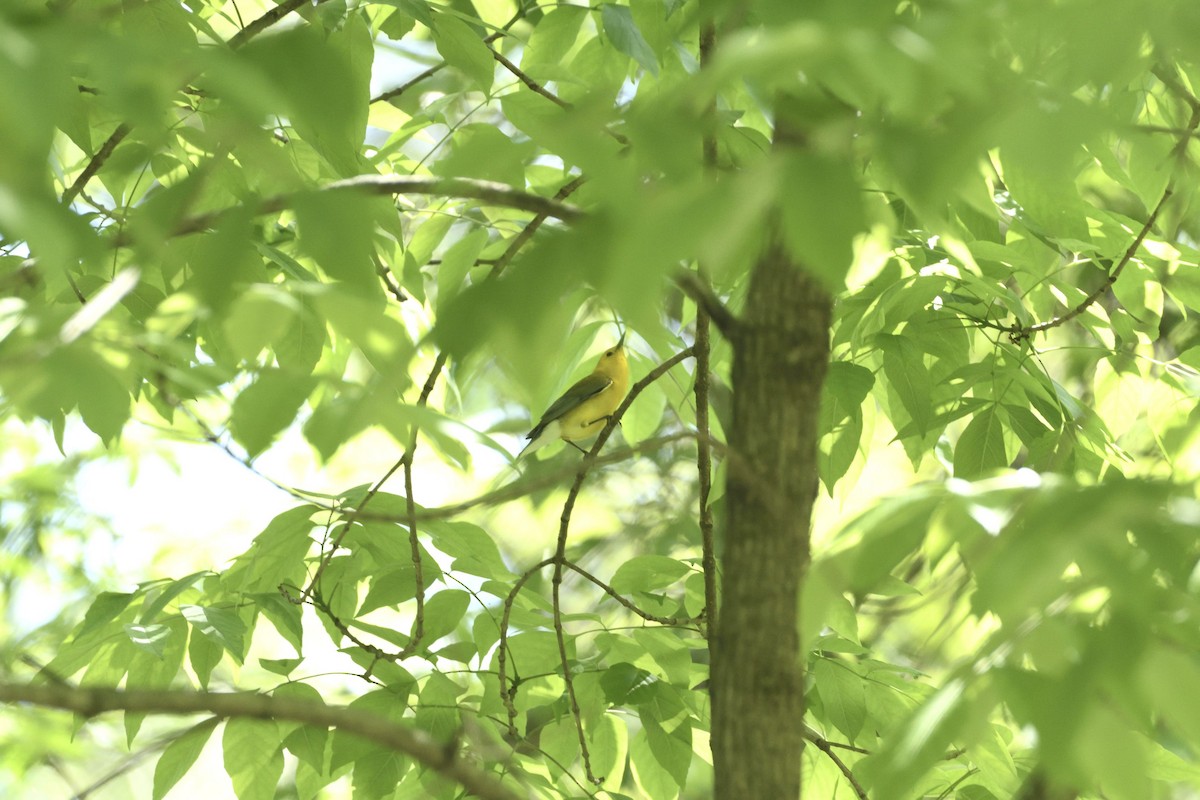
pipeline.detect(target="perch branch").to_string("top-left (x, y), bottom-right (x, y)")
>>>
top-left (551, 346), bottom-right (696, 784)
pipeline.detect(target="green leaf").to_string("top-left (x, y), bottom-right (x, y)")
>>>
top-left (813, 658), bottom-right (867, 742)
top-left (640, 714), bottom-right (691, 789)
top-left (352, 745), bottom-right (406, 800)
top-left (275, 683), bottom-right (327, 768)
top-left (522, 6), bottom-right (587, 75)
top-left (230, 368), bottom-right (317, 458)
top-left (124, 623), bottom-right (172, 658)
top-left (1075, 704), bottom-right (1150, 800)
top-left (188, 626), bottom-right (223, 689)
top-left (435, 227), bottom-right (489, 311)
top-left (77, 592), bottom-right (136, 638)
top-left (540, 716), bottom-right (580, 774)
top-left (380, 9), bottom-right (417, 41)
top-left (180, 605), bottom-right (247, 663)
top-left (311, 290), bottom-right (413, 392)
top-left (589, 713), bottom-right (630, 792)
top-left (387, 0), bottom-right (434, 28)
top-left (420, 589), bottom-right (472, 644)
top-left (622, 379), bottom-right (666, 445)
top-left (252, 592), bottom-right (304, 654)
top-left (431, 13), bottom-right (494, 92)
top-left (222, 285), bottom-right (300, 362)
top-left (330, 690), bottom-right (409, 772)
top-left (260, 657), bottom-right (304, 676)
top-left (862, 679), bottom-right (969, 800)
top-left (820, 361), bottom-right (875, 430)
top-left (224, 505), bottom-right (318, 594)
top-left (239, 17), bottom-right (371, 175)
top-left (139, 572), bottom-right (208, 624)
top-left (833, 490), bottom-right (940, 596)
top-left (1139, 644), bottom-right (1200, 745)
top-left (779, 152), bottom-right (868, 290)
top-left (954, 406), bottom-right (1008, 479)
top-left (415, 672), bottom-right (463, 742)
top-left (632, 629), bottom-right (690, 686)
top-left (431, 124), bottom-right (533, 187)
top-left (223, 719), bottom-right (284, 800)
top-left (293, 190), bottom-right (380, 293)
top-left (503, 631), bottom-right (563, 677)
top-left (630, 726), bottom-right (679, 799)
top-left (427, 521), bottom-right (514, 580)
top-left (600, 4), bottom-right (659, 76)
top-left (609, 556), bottom-right (692, 594)
top-left (819, 361), bottom-right (874, 491)
top-left (153, 718), bottom-right (220, 800)
top-left (878, 334), bottom-right (935, 438)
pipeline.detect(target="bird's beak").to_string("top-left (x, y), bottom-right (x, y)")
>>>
top-left (617, 330), bottom-right (626, 349)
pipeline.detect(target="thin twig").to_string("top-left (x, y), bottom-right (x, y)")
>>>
top-left (372, 10), bottom-right (531, 105)
top-left (497, 557), bottom-right (557, 735)
top-left (372, 64), bottom-right (446, 104)
top-left (226, 0), bottom-right (320, 49)
top-left (807, 732), bottom-right (869, 800)
top-left (174, 406), bottom-right (316, 505)
top-left (489, 175), bottom-right (587, 277)
top-left (551, 552), bottom-right (595, 782)
top-left (62, 125), bottom-right (129, 204)
top-left (563, 559), bottom-right (699, 626)
top-left (399, 353), bottom-right (449, 656)
top-left (1009, 187), bottom-right (1172, 342)
top-left (1000, 67), bottom-right (1199, 343)
top-left (489, 48), bottom-right (570, 109)
top-left (375, 254), bottom-right (408, 303)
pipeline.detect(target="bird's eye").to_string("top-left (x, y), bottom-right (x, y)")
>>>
top-left (605, 350), bottom-right (613, 356)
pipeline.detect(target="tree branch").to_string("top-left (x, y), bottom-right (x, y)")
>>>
top-left (675, 270), bottom-right (738, 336)
top-left (0, 683), bottom-right (523, 800)
top-left (697, 15), bottom-right (720, 655)
top-left (109, 175), bottom-right (584, 249)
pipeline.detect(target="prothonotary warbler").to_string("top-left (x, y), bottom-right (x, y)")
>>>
top-left (519, 334), bottom-right (630, 457)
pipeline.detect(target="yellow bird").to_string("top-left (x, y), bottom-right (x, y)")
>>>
top-left (519, 334), bottom-right (630, 457)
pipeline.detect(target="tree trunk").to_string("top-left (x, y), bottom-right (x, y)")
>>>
top-left (712, 240), bottom-right (832, 799)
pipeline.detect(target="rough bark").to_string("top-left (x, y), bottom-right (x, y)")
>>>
top-left (712, 240), bottom-right (833, 799)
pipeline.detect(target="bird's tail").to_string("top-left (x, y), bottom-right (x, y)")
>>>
top-left (517, 420), bottom-right (561, 459)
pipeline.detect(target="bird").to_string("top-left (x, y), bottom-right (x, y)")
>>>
top-left (518, 333), bottom-right (630, 458)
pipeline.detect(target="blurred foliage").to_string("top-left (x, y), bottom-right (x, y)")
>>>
top-left (0, 0), bottom-right (1198, 798)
